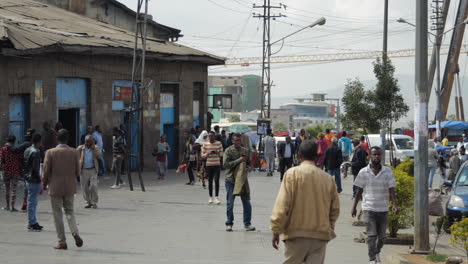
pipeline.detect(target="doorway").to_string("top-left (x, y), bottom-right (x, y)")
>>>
top-left (9, 95), bottom-right (30, 145)
top-left (59, 108), bottom-right (79, 147)
top-left (163, 124), bottom-right (176, 169)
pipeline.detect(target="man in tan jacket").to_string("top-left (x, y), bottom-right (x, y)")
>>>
top-left (77, 135), bottom-right (101, 209)
top-left (270, 140), bottom-right (340, 264)
top-left (42, 129), bottom-right (83, 250)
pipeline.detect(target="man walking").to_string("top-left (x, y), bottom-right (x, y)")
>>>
top-left (110, 127), bottom-right (126, 189)
top-left (92, 125), bottom-right (105, 176)
top-left (42, 129), bottom-right (83, 250)
top-left (223, 133), bottom-right (255, 232)
top-left (77, 135), bottom-right (101, 209)
top-left (23, 134), bottom-right (43, 231)
top-left (271, 140), bottom-right (340, 264)
top-left (278, 136), bottom-right (295, 181)
top-left (324, 128), bottom-right (334, 147)
top-left (352, 147), bottom-right (397, 264)
top-left (324, 137), bottom-right (343, 193)
top-left (202, 131), bottom-right (224, 204)
top-left (338, 131), bottom-right (352, 161)
top-left (351, 138), bottom-right (368, 198)
top-left (41, 121), bottom-right (57, 152)
top-left (80, 126), bottom-right (93, 145)
top-left (262, 129), bottom-right (276, 176)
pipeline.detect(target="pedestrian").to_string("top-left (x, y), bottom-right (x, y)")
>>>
top-left (434, 136), bottom-right (442, 149)
top-left (294, 129), bottom-right (306, 152)
top-left (80, 126), bottom-right (93, 145)
top-left (271, 140), bottom-right (340, 264)
top-left (351, 138), bottom-right (368, 198)
top-left (119, 124), bottom-right (128, 175)
top-left (42, 129), bottom-right (83, 250)
top-left (195, 130), bottom-right (209, 188)
top-left (77, 135), bottom-right (101, 209)
top-left (324, 137), bottom-right (343, 193)
top-left (457, 138), bottom-right (464, 152)
top-left (223, 133), bottom-right (256, 232)
top-left (14, 128), bottom-right (36, 211)
top-left (278, 136), bottom-right (295, 182)
top-left (0, 135), bottom-right (22, 211)
top-left (315, 132), bottom-right (328, 169)
top-left (441, 136), bottom-right (449, 147)
top-left (324, 128), bottom-right (334, 147)
top-left (23, 133), bottom-right (43, 231)
top-left (460, 146), bottom-right (468, 164)
top-left (92, 125), bottom-right (105, 176)
top-left (447, 148), bottom-right (461, 182)
top-left (428, 143), bottom-right (438, 188)
top-left (220, 130), bottom-right (228, 150)
top-left (351, 146), bottom-right (398, 264)
top-left (195, 125), bottom-right (202, 138)
top-left (262, 128), bottom-right (276, 176)
top-left (360, 135), bottom-right (369, 154)
top-left (190, 127), bottom-right (198, 142)
top-left (55, 122), bottom-right (63, 133)
top-left (202, 131), bottom-right (223, 204)
top-left (110, 127), bottom-right (126, 189)
top-left (183, 131), bottom-right (197, 185)
top-left (40, 121), bottom-right (57, 152)
top-left (338, 131), bottom-right (353, 162)
top-left (155, 134), bottom-right (170, 180)
top-left (437, 150), bottom-right (447, 187)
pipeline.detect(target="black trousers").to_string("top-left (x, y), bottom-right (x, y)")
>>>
top-left (206, 165), bottom-right (221, 197)
top-left (187, 161), bottom-right (196, 182)
top-left (279, 157), bottom-right (293, 181)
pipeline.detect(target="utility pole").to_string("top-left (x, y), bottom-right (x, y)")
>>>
top-left (432, 0), bottom-right (444, 138)
top-left (128, 0), bottom-right (148, 192)
top-left (414, 0), bottom-right (430, 252)
top-left (380, 0), bottom-right (389, 163)
top-left (254, 0), bottom-right (284, 119)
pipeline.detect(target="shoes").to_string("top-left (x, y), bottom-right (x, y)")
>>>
top-left (84, 204), bottom-right (93, 209)
top-left (369, 261), bottom-right (377, 264)
top-left (110, 184), bottom-right (120, 189)
top-left (208, 197), bottom-right (213, 204)
top-left (226, 225), bottom-right (233, 232)
top-left (21, 201), bottom-right (27, 211)
top-left (91, 204), bottom-right (98, 209)
top-left (120, 181), bottom-right (126, 186)
top-left (72, 233), bottom-right (83, 247)
top-left (190, 181), bottom-right (195, 185)
top-left (185, 182), bottom-right (192, 185)
top-left (27, 223), bottom-right (43, 232)
top-left (2, 206), bottom-right (10, 211)
top-left (10, 207), bottom-right (18, 212)
top-left (244, 225), bottom-right (256, 231)
top-left (214, 197), bottom-right (221, 204)
top-left (53, 243), bottom-right (68, 250)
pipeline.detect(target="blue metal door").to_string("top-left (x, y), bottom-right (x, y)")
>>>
top-left (163, 124), bottom-right (176, 169)
top-left (160, 93), bottom-right (175, 168)
top-left (9, 95), bottom-right (27, 145)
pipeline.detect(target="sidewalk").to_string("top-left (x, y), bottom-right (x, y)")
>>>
top-left (0, 168), bottom-right (465, 263)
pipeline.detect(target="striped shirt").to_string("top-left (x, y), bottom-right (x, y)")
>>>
top-left (354, 165), bottom-right (396, 212)
top-left (202, 141), bottom-right (223, 167)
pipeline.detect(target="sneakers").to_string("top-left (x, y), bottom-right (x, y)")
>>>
top-left (91, 204), bottom-right (98, 209)
top-left (27, 223), bottom-right (43, 232)
top-left (214, 197), bottom-right (221, 204)
top-left (226, 225), bottom-right (233, 232)
top-left (208, 197), bottom-right (213, 204)
top-left (244, 225), bottom-right (256, 231)
top-left (120, 181), bottom-right (126, 186)
top-left (84, 204), bottom-right (93, 209)
top-left (72, 233), bottom-right (83, 247)
top-left (110, 184), bottom-right (120, 189)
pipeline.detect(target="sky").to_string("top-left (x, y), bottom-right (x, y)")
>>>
top-left (119, 0), bottom-right (468, 125)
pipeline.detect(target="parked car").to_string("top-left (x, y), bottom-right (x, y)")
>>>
top-left (446, 162), bottom-right (468, 226)
top-left (366, 134), bottom-right (414, 164)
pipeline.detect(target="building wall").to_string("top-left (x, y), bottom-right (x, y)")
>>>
top-left (241, 75), bottom-right (262, 112)
top-left (270, 109), bottom-right (293, 132)
top-left (0, 54), bottom-right (207, 169)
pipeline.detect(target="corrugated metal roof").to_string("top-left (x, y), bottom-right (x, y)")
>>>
top-left (0, 0), bottom-right (224, 65)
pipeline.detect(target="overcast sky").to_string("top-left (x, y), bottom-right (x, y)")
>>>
top-left (119, 0), bottom-right (468, 123)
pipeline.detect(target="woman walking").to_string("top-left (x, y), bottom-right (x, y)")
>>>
top-left (194, 130), bottom-right (208, 188)
top-left (183, 131), bottom-right (197, 185)
top-left (315, 132), bottom-right (328, 169)
top-left (0, 135), bottom-right (23, 211)
top-left (154, 135), bottom-right (170, 180)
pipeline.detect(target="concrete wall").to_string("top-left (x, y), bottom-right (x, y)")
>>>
top-left (0, 54), bottom-right (207, 170)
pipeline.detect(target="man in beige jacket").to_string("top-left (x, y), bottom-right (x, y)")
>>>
top-left (270, 140), bottom-right (340, 264)
top-left (42, 129), bottom-right (83, 250)
top-left (77, 135), bottom-right (101, 209)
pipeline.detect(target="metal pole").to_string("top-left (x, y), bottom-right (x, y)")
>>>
top-left (435, 34), bottom-right (442, 138)
top-left (457, 72), bottom-right (465, 120)
top-left (380, 0), bottom-right (389, 164)
top-left (414, 0), bottom-right (430, 252)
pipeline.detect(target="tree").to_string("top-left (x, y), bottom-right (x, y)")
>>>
top-left (340, 78), bottom-right (380, 133)
top-left (228, 114), bottom-right (240, 122)
top-left (324, 122), bottom-right (335, 130)
top-left (305, 124), bottom-right (324, 140)
top-left (273, 122), bottom-right (288, 133)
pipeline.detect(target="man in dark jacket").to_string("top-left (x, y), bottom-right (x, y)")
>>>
top-left (351, 138), bottom-right (368, 198)
top-left (278, 136), bottom-right (296, 182)
top-left (324, 137), bottom-right (343, 193)
top-left (23, 134), bottom-right (43, 231)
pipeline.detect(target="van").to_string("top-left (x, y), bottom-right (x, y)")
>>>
top-left (366, 134), bottom-right (414, 164)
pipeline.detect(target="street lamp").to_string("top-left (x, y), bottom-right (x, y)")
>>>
top-left (397, 17), bottom-right (468, 138)
top-left (270, 17), bottom-right (326, 46)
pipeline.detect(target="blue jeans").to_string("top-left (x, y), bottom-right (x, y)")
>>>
top-left (327, 169), bottom-right (342, 193)
top-left (225, 180), bottom-right (252, 226)
top-left (26, 183), bottom-right (41, 225)
top-left (428, 166), bottom-right (436, 188)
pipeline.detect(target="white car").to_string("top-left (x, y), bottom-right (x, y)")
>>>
top-left (366, 134), bottom-right (414, 164)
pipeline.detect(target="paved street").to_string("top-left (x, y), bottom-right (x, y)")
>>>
top-left (0, 168), bottom-right (452, 264)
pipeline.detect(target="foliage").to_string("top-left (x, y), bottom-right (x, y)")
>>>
top-left (340, 78), bottom-right (379, 133)
top-left (324, 122), bottom-right (335, 130)
top-left (228, 114), bottom-right (240, 122)
top-left (425, 253), bottom-right (447, 263)
top-left (395, 158), bottom-right (414, 177)
top-left (305, 124), bottom-right (324, 140)
top-left (449, 217), bottom-right (468, 260)
top-left (388, 167), bottom-right (414, 238)
top-left (273, 122), bottom-right (288, 133)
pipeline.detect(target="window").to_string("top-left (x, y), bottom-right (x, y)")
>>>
top-left (234, 80), bottom-right (238, 85)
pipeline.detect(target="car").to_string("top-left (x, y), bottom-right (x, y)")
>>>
top-left (366, 134), bottom-right (414, 164)
top-left (446, 161), bottom-right (468, 226)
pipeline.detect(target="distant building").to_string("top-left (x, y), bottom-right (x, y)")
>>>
top-left (241, 75), bottom-right (262, 112)
top-left (270, 109), bottom-right (294, 132)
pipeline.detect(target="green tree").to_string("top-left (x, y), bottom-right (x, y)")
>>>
top-left (273, 122), bottom-right (288, 133)
top-left (228, 114), bottom-right (240, 122)
top-left (305, 124), bottom-right (324, 140)
top-left (340, 78), bottom-right (379, 133)
top-left (324, 122), bottom-right (335, 130)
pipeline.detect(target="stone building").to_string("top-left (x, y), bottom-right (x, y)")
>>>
top-left (0, 0), bottom-right (224, 169)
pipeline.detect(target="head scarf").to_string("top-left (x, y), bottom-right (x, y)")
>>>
top-left (195, 130), bottom-right (209, 144)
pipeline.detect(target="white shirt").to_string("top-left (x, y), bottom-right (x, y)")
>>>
top-left (354, 165), bottom-right (396, 212)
